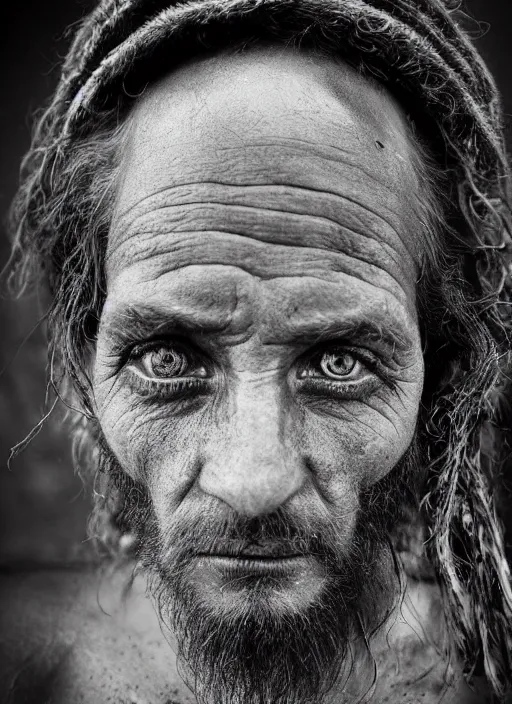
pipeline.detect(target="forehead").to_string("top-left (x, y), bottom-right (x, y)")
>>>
top-left (114, 46), bottom-right (421, 222)
top-left (106, 46), bottom-right (428, 333)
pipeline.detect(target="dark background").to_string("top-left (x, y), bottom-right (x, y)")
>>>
top-left (1, 1), bottom-right (511, 565)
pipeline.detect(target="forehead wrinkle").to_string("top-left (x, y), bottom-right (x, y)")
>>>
top-left (111, 182), bottom-right (410, 253)
top-left (108, 180), bottom-right (421, 296)
top-left (108, 202), bottom-right (410, 285)
top-left (112, 172), bottom-right (405, 235)
top-left (115, 140), bottom-right (419, 236)
top-left (107, 234), bottom-right (412, 307)
top-left (109, 47), bottom-right (426, 325)
top-left (191, 138), bottom-right (401, 191)
top-left (111, 135), bottom-right (426, 270)
top-left (114, 76), bottom-right (427, 273)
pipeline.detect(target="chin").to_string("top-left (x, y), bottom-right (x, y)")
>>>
top-left (142, 530), bottom-right (398, 704)
top-left (119, 456), bottom-right (413, 704)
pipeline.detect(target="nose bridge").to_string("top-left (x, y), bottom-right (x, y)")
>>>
top-left (199, 376), bottom-right (305, 516)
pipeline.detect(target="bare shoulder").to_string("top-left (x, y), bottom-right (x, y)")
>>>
top-left (0, 563), bottom-right (192, 704)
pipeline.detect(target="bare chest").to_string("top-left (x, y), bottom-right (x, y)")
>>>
top-left (0, 569), bottom-right (490, 704)
top-left (39, 628), bottom-right (485, 704)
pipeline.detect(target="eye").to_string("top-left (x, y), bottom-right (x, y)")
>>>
top-left (299, 349), bottom-right (364, 381)
top-left (129, 343), bottom-right (208, 381)
top-left (319, 351), bottom-right (359, 380)
top-left (297, 346), bottom-right (381, 400)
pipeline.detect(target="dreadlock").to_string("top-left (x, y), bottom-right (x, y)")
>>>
top-left (7, 0), bottom-right (512, 698)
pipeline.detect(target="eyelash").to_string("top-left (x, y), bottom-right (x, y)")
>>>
top-left (120, 339), bottom-right (395, 401)
top-left (124, 340), bottom-right (211, 399)
top-left (297, 347), bottom-right (394, 400)
top-left (127, 374), bottom-right (209, 400)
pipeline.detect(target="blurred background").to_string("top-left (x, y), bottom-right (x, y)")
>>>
top-left (1, 0), bottom-right (511, 566)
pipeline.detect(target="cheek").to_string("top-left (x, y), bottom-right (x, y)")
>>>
top-left (301, 378), bottom-right (423, 501)
top-left (95, 383), bottom-right (206, 514)
top-left (94, 348), bottom-right (424, 520)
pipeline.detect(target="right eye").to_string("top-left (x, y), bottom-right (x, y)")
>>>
top-left (128, 342), bottom-right (208, 384)
top-left (296, 344), bottom-right (385, 401)
top-left (318, 350), bottom-right (360, 380)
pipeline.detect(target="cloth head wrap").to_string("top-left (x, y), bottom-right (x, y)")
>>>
top-left (12, 0), bottom-right (512, 697)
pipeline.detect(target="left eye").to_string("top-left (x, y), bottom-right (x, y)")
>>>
top-left (130, 345), bottom-right (208, 381)
top-left (300, 350), bottom-right (364, 381)
top-left (319, 351), bottom-right (359, 379)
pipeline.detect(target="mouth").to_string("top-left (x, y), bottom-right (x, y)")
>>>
top-left (199, 540), bottom-right (304, 558)
top-left (197, 552), bottom-right (310, 578)
top-left (187, 547), bottom-right (327, 605)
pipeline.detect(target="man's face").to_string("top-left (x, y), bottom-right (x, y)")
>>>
top-left (93, 46), bottom-right (425, 703)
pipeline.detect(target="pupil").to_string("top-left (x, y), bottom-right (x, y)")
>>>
top-left (322, 352), bottom-right (355, 378)
top-left (151, 348), bottom-right (187, 377)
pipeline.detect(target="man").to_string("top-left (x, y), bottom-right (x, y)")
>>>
top-left (2, 0), bottom-right (512, 702)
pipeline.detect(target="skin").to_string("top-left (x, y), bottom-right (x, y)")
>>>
top-left (0, 566), bottom-right (485, 704)
top-left (0, 45), bottom-right (490, 704)
top-left (93, 45), bottom-right (426, 697)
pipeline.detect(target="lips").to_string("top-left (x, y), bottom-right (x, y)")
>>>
top-left (200, 554), bottom-right (309, 579)
top-left (198, 540), bottom-right (303, 560)
top-left (189, 535), bottom-right (317, 582)
top-left (195, 541), bottom-right (310, 579)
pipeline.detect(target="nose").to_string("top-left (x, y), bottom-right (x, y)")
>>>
top-left (199, 380), bottom-right (306, 517)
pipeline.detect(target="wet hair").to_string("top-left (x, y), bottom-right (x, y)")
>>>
top-left (6, 0), bottom-right (512, 697)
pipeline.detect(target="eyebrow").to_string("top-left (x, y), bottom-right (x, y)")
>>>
top-left (102, 302), bottom-right (414, 362)
top-left (282, 318), bottom-right (414, 358)
top-left (102, 303), bottom-right (234, 347)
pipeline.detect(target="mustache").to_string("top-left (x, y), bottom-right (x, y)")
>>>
top-left (140, 493), bottom-right (401, 704)
top-left (141, 496), bottom-right (380, 582)
top-left (174, 510), bottom-right (337, 555)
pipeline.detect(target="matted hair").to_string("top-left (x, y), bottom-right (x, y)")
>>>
top-left (6, 0), bottom-right (512, 698)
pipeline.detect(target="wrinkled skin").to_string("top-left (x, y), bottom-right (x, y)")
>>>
top-left (97, 47), bottom-right (423, 566)
top-left (0, 46), bottom-right (489, 704)
top-left (92, 46), bottom-right (429, 702)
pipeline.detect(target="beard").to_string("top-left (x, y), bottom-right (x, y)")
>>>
top-left (93, 436), bottom-right (423, 704)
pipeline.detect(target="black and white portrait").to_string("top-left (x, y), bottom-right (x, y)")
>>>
top-left (1, 2), bottom-right (512, 703)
